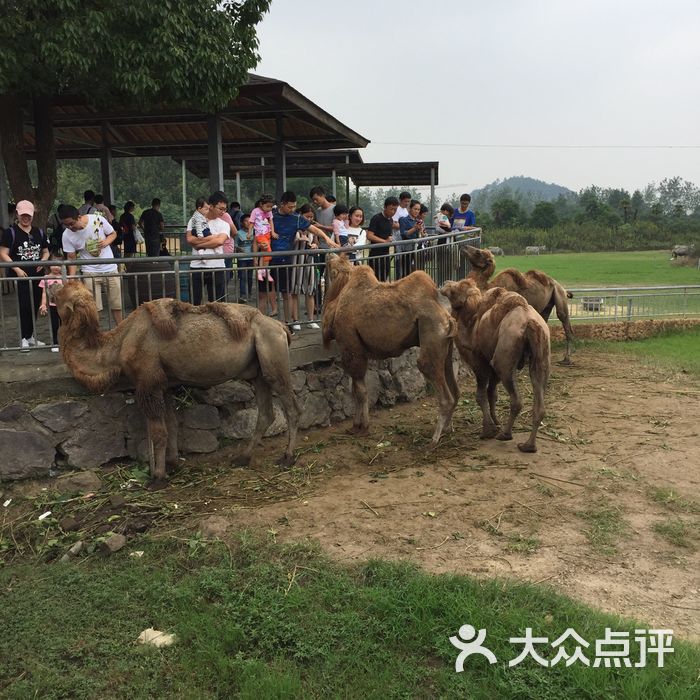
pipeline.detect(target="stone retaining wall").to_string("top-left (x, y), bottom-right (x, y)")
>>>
top-left (0, 348), bottom-right (436, 482)
top-left (549, 317), bottom-right (700, 342)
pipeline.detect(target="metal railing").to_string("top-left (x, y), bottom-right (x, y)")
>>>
top-left (0, 230), bottom-right (481, 352)
top-left (567, 285), bottom-right (700, 322)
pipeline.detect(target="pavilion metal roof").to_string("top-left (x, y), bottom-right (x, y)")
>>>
top-left (22, 74), bottom-right (370, 159)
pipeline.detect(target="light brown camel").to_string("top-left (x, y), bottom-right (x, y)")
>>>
top-left (322, 255), bottom-right (459, 444)
top-left (440, 278), bottom-right (550, 453)
top-left (461, 244), bottom-right (574, 365)
top-left (51, 281), bottom-right (298, 482)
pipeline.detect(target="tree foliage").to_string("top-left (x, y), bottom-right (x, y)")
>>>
top-left (0, 0), bottom-right (271, 223)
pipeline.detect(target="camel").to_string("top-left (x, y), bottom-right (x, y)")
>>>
top-left (322, 255), bottom-right (459, 444)
top-left (440, 278), bottom-right (550, 453)
top-left (461, 244), bottom-right (574, 365)
top-left (51, 281), bottom-right (298, 482)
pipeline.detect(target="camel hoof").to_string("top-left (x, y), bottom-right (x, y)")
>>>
top-left (147, 478), bottom-right (169, 491)
top-left (556, 358), bottom-right (573, 366)
top-left (517, 442), bottom-right (537, 453)
top-left (346, 425), bottom-right (369, 436)
top-left (233, 453), bottom-right (252, 467)
top-left (495, 432), bottom-right (513, 441)
top-left (480, 428), bottom-right (499, 440)
top-left (277, 453), bottom-right (297, 469)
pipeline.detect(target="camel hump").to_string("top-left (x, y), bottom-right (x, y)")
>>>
top-left (525, 269), bottom-right (552, 287)
top-left (488, 292), bottom-right (529, 327)
top-left (495, 268), bottom-right (530, 290)
top-left (143, 299), bottom-right (191, 341)
top-left (203, 302), bottom-right (251, 342)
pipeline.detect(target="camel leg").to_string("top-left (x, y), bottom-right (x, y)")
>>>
top-left (137, 386), bottom-right (169, 483)
top-left (518, 373), bottom-right (545, 453)
top-left (235, 374), bottom-right (275, 467)
top-left (518, 324), bottom-right (550, 453)
top-left (495, 371), bottom-right (522, 442)
top-left (554, 291), bottom-right (574, 365)
top-left (475, 371), bottom-right (499, 439)
top-left (486, 375), bottom-right (500, 429)
top-left (417, 339), bottom-right (457, 445)
top-left (164, 391), bottom-right (179, 471)
top-left (250, 325), bottom-right (299, 467)
top-left (343, 352), bottom-right (370, 435)
top-left (443, 343), bottom-right (460, 432)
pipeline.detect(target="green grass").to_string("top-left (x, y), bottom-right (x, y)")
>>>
top-left (653, 519), bottom-right (698, 550)
top-left (578, 328), bottom-right (700, 378)
top-left (577, 499), bottom-right (629, 555)
top-left (496, 251), bottom-right (699, 287)
top-left (1, 535), bottom-right (698, 699)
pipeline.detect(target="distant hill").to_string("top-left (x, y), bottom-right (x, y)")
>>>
top-left (471, 176), bottom-right (576, 213)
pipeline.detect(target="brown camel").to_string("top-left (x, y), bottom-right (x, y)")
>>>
top-left (51, 281), bottom-right (298, 481)
top-left (322, 255), bottom-right (459, 444)
top-left (440, 278), bottom-right (550, 453)
top-left (461, 244), bottom-right (574, 365)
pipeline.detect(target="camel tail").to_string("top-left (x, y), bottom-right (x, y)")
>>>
top-left (525, 318), bottom-right (551, 386)
top-left (566, 290), bottom-right (573, 299)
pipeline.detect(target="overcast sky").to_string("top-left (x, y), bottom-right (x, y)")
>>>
top-left (255, 0), bottom-right (700, 196)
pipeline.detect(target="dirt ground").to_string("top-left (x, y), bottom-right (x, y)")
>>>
top-left (181, 346), bottom-right (700, 641)
top-left (4, 346), bottom-right (698, 641)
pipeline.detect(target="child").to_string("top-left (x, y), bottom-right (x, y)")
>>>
top-left (332, 204), bottom-right (350, 246)
top-left (235, 213), bottom-right (254, 301)
top-left (187, 198), bottom-right (209, 243)
top-left (250, 194), bottom-right (278, 316)
top-left (435, 203), bottom-right (454, 235)
top-left (38, 253), bottom-right (64, 352)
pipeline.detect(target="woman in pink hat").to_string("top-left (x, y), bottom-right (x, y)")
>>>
top-left (0, 200), bottom-right (50, 351)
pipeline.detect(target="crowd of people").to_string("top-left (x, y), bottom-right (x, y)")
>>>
top-left (0, 187), bottom-right (477, 348)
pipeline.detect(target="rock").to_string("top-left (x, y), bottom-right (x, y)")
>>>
top-left (320, 364), bottom-right (346, 390)
top-left (199, 515), bottom-right (229, 540)
top-left (109, 494), bottom-right (126, 509)
top-left (0, 429), bottom-right (54, 481)
top-left (59, 515), bottom-right (80, 532)
top-left (178, 428), bottom-right (219, 454)
top-left (290, 370), bottom-right (307, 393)
top-left (378, 369), bottom-right (394, 388)
top-left (220, 408), bottom-right (257, 439)
top-left (299, 392), bottom-right (331, 429)
top-left (199, 380), bottom-right (254, 406)
top-left (0, 404), bottom-right (27, 423)
top-left (306, 373), bottom-right (322, 392)
top-left (99, 533), bottom-right (127, 554)
top-left (60, 422), bottom-right (128, 470)
top-left (180, 404), bottom-right (220, 430)
top-left (395, 366), bottom-right (427, 402)
top-left (69, 540), bottom-right (86, 556)
top-left (55, 470), bottom-right (102, 495)
top-left (30, 400), bottom-right (89, 433)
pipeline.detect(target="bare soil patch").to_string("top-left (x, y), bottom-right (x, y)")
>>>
top-left (182, 347), bottom-right (700, 640)
top-left (3, 347), bottom-right (698, 640)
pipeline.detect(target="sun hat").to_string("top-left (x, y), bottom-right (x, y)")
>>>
top-left (15, 200), bottom-right (35, 217)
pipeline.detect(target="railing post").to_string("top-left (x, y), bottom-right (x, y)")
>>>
top-left (627, 297), bottom-right (633, 321)
top-left (173, 258), bottom-right (181, 301)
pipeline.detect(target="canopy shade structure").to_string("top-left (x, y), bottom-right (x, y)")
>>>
top-left (348, 161), bottom-right (439, 187)
top-left (23, 74), bottom-right (370, 160)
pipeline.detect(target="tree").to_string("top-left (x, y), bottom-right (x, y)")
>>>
top-left (529, 201), bottom-right (558, 229)
top-left (490, 196), bottom-right (522, 227)
top-left (0, 0), bottom-right (271, 224)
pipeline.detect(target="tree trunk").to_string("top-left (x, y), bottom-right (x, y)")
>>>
top-left (0, 93), bottom-right (56, 228)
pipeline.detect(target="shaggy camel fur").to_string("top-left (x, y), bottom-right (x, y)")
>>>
top-left (440, 278), bottom-right (550, 453)
top-left (461, 244), bottom-right (574, 365)
top-left (322, 255), bottom-right (459, 444)
top-left (52, 281), bottom-right (298, 481)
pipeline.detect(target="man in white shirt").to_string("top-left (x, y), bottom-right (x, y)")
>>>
top-left (59, 204), bottom-right (123, 324)
top-left (392, 191), bottom-right (411, 242)
top-left (185, 192), bottom-right (231, 304)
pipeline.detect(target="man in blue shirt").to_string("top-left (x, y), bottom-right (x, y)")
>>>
top-left (271, 191), bottom-right (337, 330)
top-left (451, 193), bottom-right (477, 231)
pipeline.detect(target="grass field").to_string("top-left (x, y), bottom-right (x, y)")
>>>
top-left (494, 251), bottom-right (699, 288)
top-left (575, 327), bottom-right (700, 378)
top-left (1, 536), bottom-right (698, 699)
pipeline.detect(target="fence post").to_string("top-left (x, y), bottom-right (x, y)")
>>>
top-left (173, 258), bottom-right (181, 301)
top-left (627, 297), bottom-right (633, 321)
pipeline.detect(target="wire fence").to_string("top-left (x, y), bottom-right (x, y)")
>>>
top-left (0, 230), bottom-right (481, 352)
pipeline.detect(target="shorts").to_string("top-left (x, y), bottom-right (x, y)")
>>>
top-left (269, 258), bottom-right (292, 294)
top-left (83, 273), bottom-right (122, 312)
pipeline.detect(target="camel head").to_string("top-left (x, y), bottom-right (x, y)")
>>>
top-left (439, 278), bottom-right (482, 313)
top-left (460, 245), bottom-right (495, 275)
top-left (324, 253), bottom-right (354, 302)
top-left (52, 280), bottom-right (102, 342)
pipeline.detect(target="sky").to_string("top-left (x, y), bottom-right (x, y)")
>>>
top-left (255, 0), bottom-right (700, 196)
